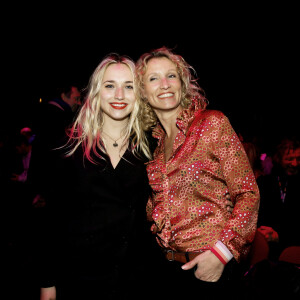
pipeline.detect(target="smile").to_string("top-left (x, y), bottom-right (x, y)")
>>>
top-left (110, 103), bottom-right (128, 109)
top-left (158, 93), bottom-right (174, 99)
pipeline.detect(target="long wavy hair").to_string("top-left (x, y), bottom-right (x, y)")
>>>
top-left (135, 46), bottom-right (208, 131)
top-left (64, 53), bottom-right (151, 163)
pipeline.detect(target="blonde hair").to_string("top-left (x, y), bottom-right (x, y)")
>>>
top-left (65, 53), bottom-right (151, 163)
top-left (135, 46), bottom-right (208, 131)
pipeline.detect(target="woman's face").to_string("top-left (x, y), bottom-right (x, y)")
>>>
top-left (100, 63), bottom-right (135, 121)
top-left (142, 57), bottom-right (182, 114)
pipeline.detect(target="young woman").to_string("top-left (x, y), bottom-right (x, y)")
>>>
top-left (38, 54), bottom-right (152, 300)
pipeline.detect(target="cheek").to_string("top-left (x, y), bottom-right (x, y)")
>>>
top-left (128, 98), bottom-right (136, 106)
top-left (99, 91), bottom-right (108, 101)
top-left (143, 83), bottom-right (157, 98)
top-left (100, 89), bottom-right (114, 99)
top-left (174, 81), bottom-right (182, 93)
top-left (146, 96), bottom-right (156, 106)
top-left (126, 91), bottom-right (136, 103)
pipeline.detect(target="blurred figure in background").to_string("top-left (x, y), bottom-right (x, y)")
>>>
top-left (3, 127), bottom-right (39, 299)
top-left (6, 129), bottom-right (35, 244)
top-left (242, 135), bottom-right (300, 299)
top-left (31, 85), bottom-right (82, 150)
top-left (11, 127), bottom-right (35, 183)
top-left (257, 135), bottom-right (300, 258)
top-left (28, 85), bottom-right (82, 207)
top-left (20, 127), bottom-right (35, 144)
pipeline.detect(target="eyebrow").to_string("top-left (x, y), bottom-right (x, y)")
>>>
top-left (103, 80), bottom-right (133, 84)
top-left (147, 69), bottom-right (178, 76)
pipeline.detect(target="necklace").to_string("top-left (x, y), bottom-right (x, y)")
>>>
top-left (102, 131), bottom-right (123, 147)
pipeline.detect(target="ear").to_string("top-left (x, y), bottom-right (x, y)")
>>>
top-left (61, 92), bottom-right (66, 100)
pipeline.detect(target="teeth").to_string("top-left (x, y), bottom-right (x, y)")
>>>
top-left (158, 93), bottom-right (173, 98)
top-left (112, 103), bottom-right (126, 107)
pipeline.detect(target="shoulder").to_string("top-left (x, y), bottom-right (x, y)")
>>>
top-left (193, 109), bottom-right (229, 127)
top-left (196, 109), bottom-right (227, 120)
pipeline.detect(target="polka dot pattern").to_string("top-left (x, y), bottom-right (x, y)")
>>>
top-left (146, 97), bottom-right (260, 261)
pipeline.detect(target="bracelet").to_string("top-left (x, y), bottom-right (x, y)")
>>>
top-left (210, 247), bottom-right (227, 265)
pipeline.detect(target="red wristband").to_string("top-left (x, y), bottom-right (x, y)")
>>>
top-left (210, 247), bottom-right (227, 265)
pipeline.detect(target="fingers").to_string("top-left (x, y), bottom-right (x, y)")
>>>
top-left (225, 199), bottom-right (234, 212)
top-left (181, 257), bottom-right (198, 271)
top-left (225, 199), bottom-right (233, 206)
top-left (225, 192), bottom-right (234, 211)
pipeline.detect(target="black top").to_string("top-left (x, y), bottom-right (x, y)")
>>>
top-left (36, 145), bottom-right (152, 295)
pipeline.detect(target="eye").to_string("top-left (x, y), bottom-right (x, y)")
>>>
top-left (125, 84), bottom-right (134, 90)
top-left (168, 73), bottom-right (177, 79)
top-left (149, 76), bottom-right (157, 82)
top-left (104, 84), bottom-right (114, 89)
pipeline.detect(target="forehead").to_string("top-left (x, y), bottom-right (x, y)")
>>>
top-left (104, 63), bottom-right (133, 79)
top-left (146, 57), bottom-right (176, 73)
top-left (282, 148), bottom-right (300, 158)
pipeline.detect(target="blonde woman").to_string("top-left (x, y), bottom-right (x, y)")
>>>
top-left (38, 54), bottom-right (152, 300)
top-left (136, 47), bottom-right (260, 299)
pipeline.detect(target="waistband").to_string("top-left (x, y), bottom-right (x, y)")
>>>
top-left (163, 249), bottom-right (200, 263)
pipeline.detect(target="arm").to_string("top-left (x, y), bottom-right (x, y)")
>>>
top-left (182, 112), bottom-right (260, 280)
top-left (215, 114), bottom-right (260, 261)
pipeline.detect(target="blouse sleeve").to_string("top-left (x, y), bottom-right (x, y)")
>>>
top-left (216, 113), bottom-right (260, 261)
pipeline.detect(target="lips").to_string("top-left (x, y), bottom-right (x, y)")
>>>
top-left (157, 93), bottom-right (174, 99)
top-left (110, 103), bottom-right (128, 109)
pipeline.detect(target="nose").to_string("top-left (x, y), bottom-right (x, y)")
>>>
top-left (115, 87), bottom-right (124, 100)
top-left (160, 77), bottom-right (170, 89)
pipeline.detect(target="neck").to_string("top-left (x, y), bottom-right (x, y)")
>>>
top-left (154, 106), bottom-right (182, 138)
top-left (102, 117), bottom-right (128, 137)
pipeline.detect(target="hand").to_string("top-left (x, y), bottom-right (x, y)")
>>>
top-left (225, 193), bottom-right (234, 213)
top-left (181, 250), bottom-right (225, 282)
top-left (258, 226), bottom-right (279, 242)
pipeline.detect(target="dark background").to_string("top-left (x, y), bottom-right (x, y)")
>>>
top-left (3, 6), bottom-right (298, 153)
